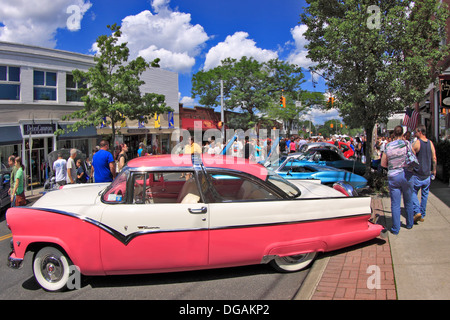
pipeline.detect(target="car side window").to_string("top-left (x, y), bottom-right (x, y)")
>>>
top-left (323, 150), bottom-right (341, 161)
top-left (132, 171), bottom-right (202, 204)
top-left (208, 172), bottom-right (277, 201)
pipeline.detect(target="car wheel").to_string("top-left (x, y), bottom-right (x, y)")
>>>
top-left (270, 252), bottom-right (317, 272)
top-left (33, 246), bottom-right (72, 292)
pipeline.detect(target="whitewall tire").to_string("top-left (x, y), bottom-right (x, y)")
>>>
top-left (270, 252), bottom-right (317, 272)
top-left (33, 246), bottom-right (72, 292)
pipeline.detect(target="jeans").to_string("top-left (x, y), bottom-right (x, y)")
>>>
top-left (388, 169), bottom-right (414, 234)
top-left (412, 175), bottom-right (430, 219)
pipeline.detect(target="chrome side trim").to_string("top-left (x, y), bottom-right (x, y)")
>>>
top-left (22, 207), bottom-right (371, 247)
top-left (23, 207), bottom-right (208, 246)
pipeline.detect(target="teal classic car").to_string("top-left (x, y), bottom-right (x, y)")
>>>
top-left (268, 151), bottom-right (368, 190)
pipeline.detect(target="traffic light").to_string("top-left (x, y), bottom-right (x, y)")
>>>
top-left (279, 96), bottom-right (286, 108)
top-left (328, 96), bottom-right (335, 107)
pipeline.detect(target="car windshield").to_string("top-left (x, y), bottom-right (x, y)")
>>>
top-left (297, 150), bottom-right (316, 161)
top-left (101, 167), bottom-right (131, 203)
top-left (265, 168), bottom-right (300, 198)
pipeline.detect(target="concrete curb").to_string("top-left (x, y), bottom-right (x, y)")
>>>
top-left (294, 255), bottom-right (330, 300)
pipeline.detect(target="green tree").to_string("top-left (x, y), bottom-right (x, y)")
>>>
top-left (264, 60), bottom-right (325, 136)
top-left (297, 119), bottom-right (316, 137)
top-left (192, 56), bottom-right (269, 124)
top-left (191, 57), bottom-right (309, 129)
top-left (301, 0), bottom-right (449, 173)
top-left (58, 24), bottom-right (172, 145)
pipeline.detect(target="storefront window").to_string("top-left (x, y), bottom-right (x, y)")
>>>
top-left (0, 145), bottom-right (19, 169)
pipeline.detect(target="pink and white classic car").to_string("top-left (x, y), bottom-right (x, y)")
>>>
top-left (7, 154), bottom-right (383, 291)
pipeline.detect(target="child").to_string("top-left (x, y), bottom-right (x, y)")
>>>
top-left (76, 159), bottom-right (88, 183)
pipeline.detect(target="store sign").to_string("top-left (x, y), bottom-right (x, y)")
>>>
top-left (127, 128), bottom-right (149, 134)
top-left (23, 123), bottom-right (56, 136)
top-left (440, 77), bottom-right (450, 108)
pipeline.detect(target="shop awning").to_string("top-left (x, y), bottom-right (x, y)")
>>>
top-left (181, 118), bottom-right (219, 131)
top-left (58, 124), bottom-right (98, 139)
top-left (0, 125), bottom-right (22, 146)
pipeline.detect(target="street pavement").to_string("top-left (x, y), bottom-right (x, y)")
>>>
top-left (297, 178), bottom-right (450, 300)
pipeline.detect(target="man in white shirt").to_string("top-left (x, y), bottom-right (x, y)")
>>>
top-left (66, 149), bottom-right (78, 184)
top-left (53, 153), bottom-right (67, 186)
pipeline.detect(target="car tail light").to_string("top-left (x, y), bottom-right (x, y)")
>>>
top-left (333, 181), bottom-right (356, 197)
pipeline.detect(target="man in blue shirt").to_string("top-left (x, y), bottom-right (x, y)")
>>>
top-left (92, 140), bottom-right (116, 183)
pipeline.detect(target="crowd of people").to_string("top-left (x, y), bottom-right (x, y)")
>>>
top-left (7, 125), bottom-right (437, 230)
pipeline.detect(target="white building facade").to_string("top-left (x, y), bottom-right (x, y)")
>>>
top-left (0, 41), bottom-right (179, 186)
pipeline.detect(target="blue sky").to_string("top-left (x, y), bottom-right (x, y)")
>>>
top-left (0, 0), bottom-right (338, 124)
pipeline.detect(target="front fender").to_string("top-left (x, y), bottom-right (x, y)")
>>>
top-left (6, 207), bottom-right (105, 276)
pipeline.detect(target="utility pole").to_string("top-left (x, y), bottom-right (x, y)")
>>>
top-left (220, 80), bottom-right (224, 138)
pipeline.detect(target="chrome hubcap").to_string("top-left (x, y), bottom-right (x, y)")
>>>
top-left (281, 254), bottom-right (308, 264)
top-left (41, 255), bottom-right (63, 282)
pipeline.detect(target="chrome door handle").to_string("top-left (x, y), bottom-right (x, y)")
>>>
top-left (188, 206), bottom-right (207, 214)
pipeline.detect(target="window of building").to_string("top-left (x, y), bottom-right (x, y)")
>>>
top-left (66, 73), bottom-right (86, 102)
top-left (33, 70), bottom-right (57, 101)
top-left (0, 66), bottom-right (20, 100)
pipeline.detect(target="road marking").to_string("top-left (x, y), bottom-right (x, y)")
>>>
top-left (0, 234), bottom-right (12, 242)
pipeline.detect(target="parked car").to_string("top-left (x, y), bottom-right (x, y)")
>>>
top-left (290, 147), bottom-right (366, 176)
top-left (7, 154), bottom-right (382, 291)
top-left (298, 142), bottom-right (344, 155)
top-left (0, 171), bottom-right (11, 210)
top-left (274, 157), bottom-right (367, 190)
top-left (326, 141), bottom-right (355, 159)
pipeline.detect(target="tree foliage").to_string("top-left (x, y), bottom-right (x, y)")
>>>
top-left (58, 24), bottom-right (172, 144)
top-left (191, 57), bottom-right (313, 129)
top-left (301, 0), bottom-right (449, 172)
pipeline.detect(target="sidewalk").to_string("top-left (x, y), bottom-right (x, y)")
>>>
top-left (24, 186), bottom-right (45, 206)
top-left (296, 178), bottom-right (450, 300)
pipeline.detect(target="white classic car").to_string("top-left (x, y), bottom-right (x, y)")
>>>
top-left (7, 154), bottom-right (382, 291)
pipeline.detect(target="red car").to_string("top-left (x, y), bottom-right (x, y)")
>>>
top-left (7, 154), bottom-right (382, 291)
top-left (327, 140), bottom-right (355, 159)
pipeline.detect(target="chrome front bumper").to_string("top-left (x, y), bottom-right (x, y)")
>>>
top-left (7, 239), bottom-right (23, 269)
top-left (8, 252), bottom-right (23, 269)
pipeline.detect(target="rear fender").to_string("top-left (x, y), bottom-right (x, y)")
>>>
top-left (264, 240), bottom-right (327, 261)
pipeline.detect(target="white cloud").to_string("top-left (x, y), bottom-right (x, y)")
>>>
top-left (203, 31), bottom-right (278, 71)
top-left (307, 108), bottom-right (341, 125)
top-left (139, 46), bottom-right (195, 74)
top-left (117, 1), bottom-right (209, 74)
top-left (0, 0), bottom-right (92, 48)
top-left (180, 95), bottom-right (196, 107)
top-left (286, 24), bottom-right (315, 69)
